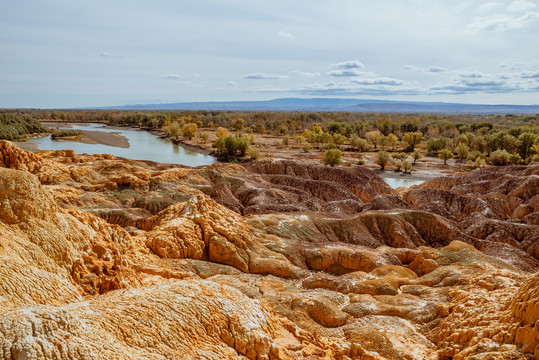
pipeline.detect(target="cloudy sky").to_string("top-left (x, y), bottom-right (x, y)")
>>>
top-left (1, 0), bottom-right (539, 108)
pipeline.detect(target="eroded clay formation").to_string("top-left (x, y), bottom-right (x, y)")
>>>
top-left (0, 140), bottom-right (538, 359)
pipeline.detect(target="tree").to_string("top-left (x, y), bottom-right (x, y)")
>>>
top-left (411, 150), bottom-right (422, 164)
top-left (166, 122), bottom-right (181, 139)
top-left (455, 142), bottom-right (469, 162)
top-left (181, 123), bottom-right (197, 140)
top-left (366, 131), bottom-right (382, 149)
top-left (212, 135), bottom-right (250, 157)
top-left (350, 135), bottom-right (368, 152)
top-left (402, 132), bottom-right (424, 151)
top-left (232, 118), bottom-right (244, 131)
top-left (332, 133), bottom-right (346, 147)
top-left (517, 132), bottom-right (538, 159)
top-left (376, 150), bottom-right (390, 170)
top-left (386, 134), bottom-right (398, 150)
top-left (322, 148), bottom-right (342, 167)
top-left (426, 137), bottom-right (449, 154)
top-left (216, 127), bottom-right (229, 138)
top-left (439, 149), bottom-right (453, 165)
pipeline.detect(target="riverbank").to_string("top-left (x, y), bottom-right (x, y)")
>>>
top-left (42, 122), bottom-right (130, 148)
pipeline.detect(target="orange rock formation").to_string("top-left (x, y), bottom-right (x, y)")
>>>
top-left (0, 140), bottom-right (537, 359)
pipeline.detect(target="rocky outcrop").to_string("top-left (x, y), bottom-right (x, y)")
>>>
top-left (0, 140), bottom-right (72, 183)
top-left (0, 279), bottom-right (343, 360)
top-left (2, 141), bottom-right (539, 359)
top-left (143, 194), bottom-right (302, 278)
top-left (0, 166), bottom-right (140, 305)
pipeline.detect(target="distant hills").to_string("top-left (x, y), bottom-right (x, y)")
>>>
top-left (100, 98), bottom-right (539, 114)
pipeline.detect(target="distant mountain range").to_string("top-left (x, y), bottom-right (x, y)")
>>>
top-left (99, 98), bottom-right (539, 114)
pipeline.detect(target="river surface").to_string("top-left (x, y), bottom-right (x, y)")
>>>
top-left (382, 177), bottom-right (425, 188)
top-left (27, 123), bottom-right (216, 167)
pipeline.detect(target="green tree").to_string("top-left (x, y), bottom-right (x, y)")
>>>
top-left (402, 132), bottom-right (424, 151)
top-left (386, 133), bottom-right (398, 150)
top-left (322, 148), bottom-right (342, 167)
top-left (350, 135), bottom-right (368, 152)
top-left (455, 142), bottom-right (469, 162)
top-left (517, 132), bottom-right (538, 159)
top-left (426, 137), bottom-right (449, 154)
top-left (366, 131), bottom-right (382, 149)
top-left (439, 149), bottom-right (453, 165)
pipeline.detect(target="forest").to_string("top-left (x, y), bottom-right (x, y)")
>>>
top-left (1, 109), bottom-right (538, 166)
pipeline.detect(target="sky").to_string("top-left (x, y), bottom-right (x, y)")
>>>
top-left (1, 0), bottom-right (539, 108)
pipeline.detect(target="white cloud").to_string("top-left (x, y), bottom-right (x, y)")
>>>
top-left (456, 70), bottom-right (484, 78)
top-left (330, 60), bottom-right (364, 69)
top-left (467, 11), bottom-right (539, 32)
top-left (290, 71), bottom-right (320, 77)
top-left (350, 77), bottom-right (404, 85)
top-left (162, 74), bottom-right (182, 80)
top-left (277, 31), bottom-right (293, 39)
top-left (327, 70), bottom-right (374, 77)
top-left (507, 0), bottom-right (537, 12)
top-left (225, 81), bottom-right (238, 86)
top-left (243, 73), bottom-right (288, 80)
top-left (477, 2), bottom-right (504, 12)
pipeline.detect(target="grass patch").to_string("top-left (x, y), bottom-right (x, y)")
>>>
top-left (51, 129), bottom-right (83, 139)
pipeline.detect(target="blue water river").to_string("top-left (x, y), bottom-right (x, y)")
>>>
top-left (27, 123), bottom-right (216, 167)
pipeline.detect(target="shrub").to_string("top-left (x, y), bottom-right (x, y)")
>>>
top-left (322, 148), bottom-right (342, 167)
top-left (489, 149), bottom-right (510, 166)
top-left (213, 135), bottom-right (250, 157)
top-left (0, 112), bottom-right (47, 140)
top-left (376, 150), bottom-right (390, 170)
top-left (282, 135), bottom-right (290, 146)
top-left (474, 157), bottom-right (487, 169)
top-left (411, 150), bottom-right (422, 164)
top-left (467, 150), bottom-right (483, 162)
top-left (509, 153), bottom-right (522, 165)
top-left (215, 127), bottom-right (229, 138)
top-left (301, 142), bottom-right (311, 153)
top-left (51, 129), bottom-right (83, 139)
top-left (403, 160), bottom-right (413, 173)
top-left (246, 146), bottom-right (260, 160)
top-left (350, 135), bottom-right (368, 152)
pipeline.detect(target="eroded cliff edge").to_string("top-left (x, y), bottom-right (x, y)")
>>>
top-left (0, 140), bottom-right (538, 360)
